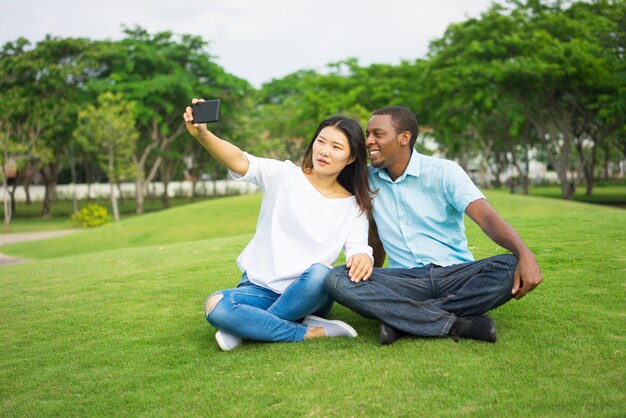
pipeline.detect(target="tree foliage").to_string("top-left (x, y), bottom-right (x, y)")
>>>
top-left (1, 0), bottom-right (623, 215)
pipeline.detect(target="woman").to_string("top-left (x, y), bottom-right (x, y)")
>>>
top-left (183, 99), bottom-right (374, 351)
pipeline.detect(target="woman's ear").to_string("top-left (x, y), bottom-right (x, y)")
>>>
top-left (348, 154), bottom-right (356, 165)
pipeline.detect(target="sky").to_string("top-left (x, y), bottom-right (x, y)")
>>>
top-left (0, 0), bottom-right (495, 87)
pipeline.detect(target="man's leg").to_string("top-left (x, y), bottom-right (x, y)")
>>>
top-left (433, 254), bottom-right (517, 317)
top-left (325, 265), bottom-right (456, 337)
top-left (326, 254), bottom-right (517, 339)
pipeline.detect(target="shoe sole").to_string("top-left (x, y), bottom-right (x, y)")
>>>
top-left (215, 331), bottom-right (239, 351)
top-left (304, 315), bottom-right (358, 337)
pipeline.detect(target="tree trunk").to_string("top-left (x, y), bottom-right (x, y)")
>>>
top-left (110, 181), bottom-right (120, 222)
top-left (521, 145), bottom-right (530, 195)
top-left (2, 157), bottom-right (10, 232)
top-left (488, 160), bottom-right (503, 189)
top-left (161, 178), bottom-right (170, 208)
top-left (191, 178), bottom-right (197, 200)
top-left (603, 144), bottom-right (610, 180)
top-left (109, 149), bottom-right (120, 222)
top-left (23, 163), bottom-right (33, 205)
top-left (117, 183), bottom-right (125, 205)
top-left (585, 143), bottom-right (597, 196)
top-left (24, 181), bottom-right (31, 205)
top-left (9, 181), bottom-right (17, 215)
top-left (68, 143), bottom-right (78, 213)
top-left (85, 160), bottom-right (93, 199)
top-left (135, 175), bottom-right (145, 215)
top-left (40, 160), bottom-right (60, 219)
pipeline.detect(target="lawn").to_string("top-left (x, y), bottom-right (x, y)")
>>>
top-left (529, 183), bottom-right (626, 206)
top-left (1, 191), bottom-right (624, 416)
top-left (1, 194), bottom-right (260, 258)
top-left (0, 194), bottom-right (232, 233)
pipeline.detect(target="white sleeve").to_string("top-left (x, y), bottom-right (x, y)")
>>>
top-left (229, 152), bottom-right (291, 192)
top-left (343, 209), bottom-right (374, 261)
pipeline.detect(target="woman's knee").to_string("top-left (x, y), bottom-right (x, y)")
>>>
top-left (204, 292), bottom-right (224, 319)
top-left (301, 263), bottom-right (332, 287)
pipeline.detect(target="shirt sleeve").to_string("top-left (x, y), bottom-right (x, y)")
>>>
top-left (229, 152), bottom-right (292, 192)
top-left (343, 209), bottom-right (374, 262)
top-left (443, 161), bottom-right (486, 213)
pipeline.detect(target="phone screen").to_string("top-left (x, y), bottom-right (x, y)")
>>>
top-left (192, 99), bottom-right (221, 124)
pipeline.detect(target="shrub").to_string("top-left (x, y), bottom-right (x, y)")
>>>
top-left (71, 204), bottom-right (112, 228)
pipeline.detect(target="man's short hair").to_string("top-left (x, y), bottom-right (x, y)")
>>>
top-left (373, 106), bottom-right (419, 149)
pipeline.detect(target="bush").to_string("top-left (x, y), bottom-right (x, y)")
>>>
top-left (71, 204), bottom-right (112, 228)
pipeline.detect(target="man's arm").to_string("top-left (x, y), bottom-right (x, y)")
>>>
top-left (465, 199), bottom-right (543, 300)
top-left (369, 219), bottom-right (386, 268)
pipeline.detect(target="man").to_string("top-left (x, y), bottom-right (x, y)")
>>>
top-left (325, 106), bottom-right (543, 344)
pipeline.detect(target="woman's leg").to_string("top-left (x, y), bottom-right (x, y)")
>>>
top-left (205, 282), bottom-right (308, 342)
top-left (267, 263), bottom-right (333, 321)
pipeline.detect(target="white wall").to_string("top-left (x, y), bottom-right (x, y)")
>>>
top-left (2, 180), bottom-right (260, 202)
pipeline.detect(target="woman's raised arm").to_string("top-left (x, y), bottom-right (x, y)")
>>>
top-left (183, 98), bottom-right (249, 176)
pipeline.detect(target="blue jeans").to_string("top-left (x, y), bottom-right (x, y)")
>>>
top-left (206, 263), bottom-right (333, 342)
top-left (324, 254), bottom-right (517, 337)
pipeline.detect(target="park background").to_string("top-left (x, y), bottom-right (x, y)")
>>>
top-left (1, 0), bottom-right (625, 416)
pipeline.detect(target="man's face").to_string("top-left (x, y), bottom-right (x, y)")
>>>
top-left (365, 114), bottom-right (405, 169)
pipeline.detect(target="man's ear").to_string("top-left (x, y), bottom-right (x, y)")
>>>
top-left (399, 131), bottom-right (411, 147)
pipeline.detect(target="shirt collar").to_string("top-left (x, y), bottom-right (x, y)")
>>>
top-left (371, 149), bottom-right (422, 183)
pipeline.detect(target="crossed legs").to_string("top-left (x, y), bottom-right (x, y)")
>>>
top-left (325, 254), bottom-right (517, 338)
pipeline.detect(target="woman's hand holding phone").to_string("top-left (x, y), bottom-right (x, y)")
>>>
top-left (183, 98), bottom-right (210, 140)
top-left (183, 98), bottom-right (249, 176)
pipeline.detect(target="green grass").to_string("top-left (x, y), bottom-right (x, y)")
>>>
top-left (1, 218), bottom-right (77, 233)
top-left (528, 183), bottom-right (626, 206)
top-left (0, 195), bottom-right (232, 233)
top-left (1, 191), bottom-right (625, 416)
top-left (1, 195), bottom-right (219, 219)
top-left (2, 194), bottom-right (261, 259)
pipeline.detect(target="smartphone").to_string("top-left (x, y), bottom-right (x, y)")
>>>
top-left (192, 99), bottom-right (221, 124)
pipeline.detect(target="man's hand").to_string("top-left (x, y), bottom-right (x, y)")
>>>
top-left (466, 199), bottom-right (543, 300)
top-left (512, 251), bottom-right (543, 300)
top-left (346, 253), bottom-right (373, 283)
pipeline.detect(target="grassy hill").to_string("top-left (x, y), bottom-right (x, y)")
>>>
top-left (1, 191), bottom-right (624, 416)
top-left (2, 193), bottom-right (261, 259)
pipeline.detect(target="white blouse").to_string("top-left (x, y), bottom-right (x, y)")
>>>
top-left (229, 152), bottom-right (372, 293)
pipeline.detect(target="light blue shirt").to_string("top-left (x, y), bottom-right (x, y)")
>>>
top-left (369, 150), bottom-right (485, 268)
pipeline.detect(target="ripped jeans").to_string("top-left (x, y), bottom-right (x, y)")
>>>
top-left (205, 264), bottom-right (333, 342)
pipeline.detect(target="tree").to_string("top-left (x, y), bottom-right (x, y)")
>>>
top-left (422, 0), bottom-right (624, 197)
top-left (74, 92), bottom-right (138, 222)
top-left (0, 119), bottom-right (31, 231)
top-left (0, 36), bottom-right (102, 216)
top-left (255, 59), bottom-right (427, 162)
top-left (88, 27), bottom-right (253, 213)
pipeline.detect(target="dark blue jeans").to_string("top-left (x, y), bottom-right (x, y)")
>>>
top-left (324, 254), bottom-right (517, 337)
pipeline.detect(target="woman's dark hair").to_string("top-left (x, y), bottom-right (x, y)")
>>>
top-left (301, 116), bottom-right (374, 215)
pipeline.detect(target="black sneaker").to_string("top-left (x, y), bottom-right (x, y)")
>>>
top-left (449, 316), bottom-right (497, 343)
top-left (380, 322), bottom-right (406, 345)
